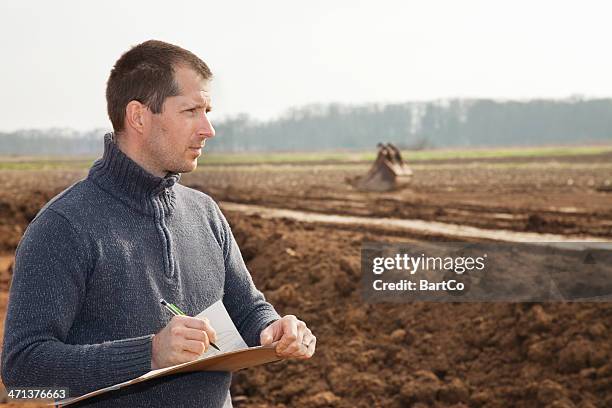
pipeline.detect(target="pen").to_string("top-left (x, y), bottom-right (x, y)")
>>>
top-left (159, 298), bottom-right (221, 351)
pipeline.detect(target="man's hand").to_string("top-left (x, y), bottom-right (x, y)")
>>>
top-left (260, 315), bottom-right (316, 359)
top-left (151, 315), bottom-right (217, 369)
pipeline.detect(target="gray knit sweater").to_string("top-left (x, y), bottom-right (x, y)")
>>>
top-left (1, 133), bottom-right (280, 407)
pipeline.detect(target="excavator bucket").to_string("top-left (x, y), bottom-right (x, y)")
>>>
top-left (347, 143), bottom-right (413, 192)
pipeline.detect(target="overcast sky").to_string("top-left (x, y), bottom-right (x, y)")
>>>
top-left (1, 0), bottom-right (612, 131)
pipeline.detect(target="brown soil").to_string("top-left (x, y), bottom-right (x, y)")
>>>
top-left (182, 156), bottom-right (612, 238)
top-left (0, 154), bottom-right (611, 407)
top-left (227, 214), bottom-right (612, 407)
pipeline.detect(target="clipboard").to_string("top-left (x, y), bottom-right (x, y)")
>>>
top-left (53, 344), bottom-right (281, 407)
top-left (53, 300), bottom-right (282, 406)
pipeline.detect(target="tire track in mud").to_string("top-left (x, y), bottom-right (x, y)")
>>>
top-left (220, 202), bottom-right (611, 249)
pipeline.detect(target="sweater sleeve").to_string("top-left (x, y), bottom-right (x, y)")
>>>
top-left (1, 208), bottom-right (153, 397)
top-left (213, 203), bottom-right (281, 347)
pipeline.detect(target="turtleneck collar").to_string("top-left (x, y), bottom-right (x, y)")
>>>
top-left (87, 132), bottom-right (181, 216)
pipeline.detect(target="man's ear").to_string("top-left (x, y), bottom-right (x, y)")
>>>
top-left (125, 101), bottom-right (147, 134)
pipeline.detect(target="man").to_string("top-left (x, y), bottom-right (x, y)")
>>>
top-left (1, 40), bottom-right (315, 407)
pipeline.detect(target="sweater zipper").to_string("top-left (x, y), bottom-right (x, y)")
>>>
top-left (152, 191), bottom-right (175, 279)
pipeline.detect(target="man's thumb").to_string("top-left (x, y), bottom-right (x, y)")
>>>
top-left (260, 326), bottom-right (274, 345)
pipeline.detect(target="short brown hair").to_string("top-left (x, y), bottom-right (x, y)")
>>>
top-left (106, 40), bottom-right (212, 134)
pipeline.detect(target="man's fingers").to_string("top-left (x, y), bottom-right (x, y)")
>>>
top-left (282, 320), bottom-right (307, 355)
top-left (182, 316), bottom-right (207, 330)
top-left (301, 330), bottom-right (314, 348)
top-left (178, 349), bottom-right (202, 363)
top-left (295, 320), bottom-right (306, 348)
top-left (202, 325), bottom-right (217, 344)
top-left (183, 338), bottom-right (209, 355)
top-left (177, 316), bottom-right (217, 344)
top-left (183, 327), bottom-right (208, 342)
top-left (302, 336), bottom-right (316, 359)
top-left (181, 328), bottom-right (212, 352)
top-left (290, 331), bottom-right (316, 359)
top-left (154, 316), bottom-right (219, 369)
top-left (199, 317), bottom-right (218, 344)
top-left (276, 316), bottom-right (298, 354)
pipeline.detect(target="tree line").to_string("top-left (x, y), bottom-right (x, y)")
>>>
top-left (1, 98), bottom-right (611, 155)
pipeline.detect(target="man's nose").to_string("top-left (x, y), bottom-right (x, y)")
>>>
top-left (198, 112), bottom-right (215, 139)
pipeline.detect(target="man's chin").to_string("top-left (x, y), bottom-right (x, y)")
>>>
top-left (179, 160), bottom-right (199, 174)
top-left (164, 161), bottom-right (197, 175)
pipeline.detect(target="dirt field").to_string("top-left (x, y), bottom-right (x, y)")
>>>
top-left (184, 153), bottom-right (612, 238)
top-left (0, 152), bottom-right (611, 407)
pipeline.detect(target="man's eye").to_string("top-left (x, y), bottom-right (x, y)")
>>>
top-left (187, 108), bottom-right (197, 113)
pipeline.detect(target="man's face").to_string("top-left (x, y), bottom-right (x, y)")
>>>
top-left (142, 65), bottom-right (215, 175)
